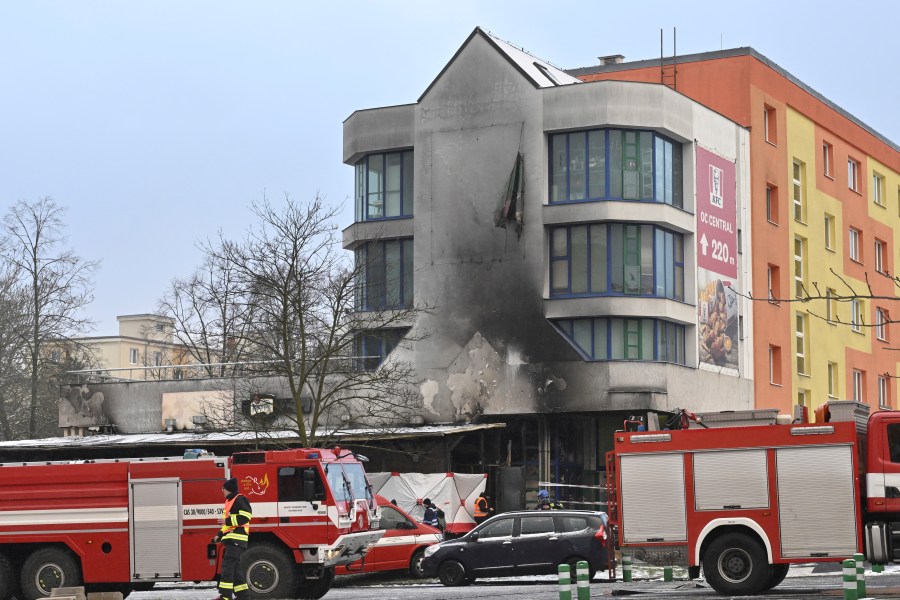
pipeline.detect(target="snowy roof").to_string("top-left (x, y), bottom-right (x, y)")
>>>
top-left (418, 26), bottom-right (580, 101)
top-left (0, 423), bottom-right (506, 450)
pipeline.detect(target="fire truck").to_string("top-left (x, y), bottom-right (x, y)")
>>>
top-left (0, 447), bottom-right (384, 600)
top-left (605, 403), bottom-right (900, 596)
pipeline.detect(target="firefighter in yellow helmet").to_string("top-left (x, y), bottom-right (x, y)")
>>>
top-left (212, 478), bottom-right (252, 600)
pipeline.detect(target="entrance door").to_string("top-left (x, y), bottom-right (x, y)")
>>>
top-left (131, 479), bottom-right (182, 579)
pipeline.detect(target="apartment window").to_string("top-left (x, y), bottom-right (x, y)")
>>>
top-left (554, 318), bottom-right (685, 364)
top-left (50, 350), bottom-right (62, 362)
top-left (795, 313), bottom-right (808, 375)
top-left (875, 239), bottom-right (886, 273)
top-left (873, 173), bottom-right (885, 206)
top-left (792, 160), bottom-right (806, 222)
top-left (824, 214), bottom-right (835, 250)
top-left (879, 375), bottom-right (891, 408)
top-left (826, 288), bottom-right (837, 324)
top-left (769, 345), bottom-right (782, 385)
top-left (549, 223), bottom-right (684, 299)
top-left (798, 389), bottom-right (810, 412)
top-left (355, 238), bottom-right (414, 310)
top-left (822, 142), bottom-right (833, 177)
top-left (153, 351), bottom-right (162, 366)
top-left (549, 128), bottom-right (683, 206)
top-left (129, 348), bottom-right (138, 364)
top-left (764, 105), bottom-right (776, 144)
top-left (354, 150), bottom-right (414, 221)
top-left (794, 236), bottom-right (806, 299)
top-left (848, 158), bottom-right (860, 192)
top-left (853, 369), bottom-right (865, 402)
top-left (849, 228), bottom-right (860, 262)
top-left (876, 308), bottom-right (889, 341)
top-left (851, 299), bottom-right (863, 333)
top-left (767, 264), bottom-right (781, 302)
top-left (352, 329), bottom-right (405, 371)
top-left (766, 185), bottom-right (778, 224)
top-left (827, 362), bottom-right (838, 398)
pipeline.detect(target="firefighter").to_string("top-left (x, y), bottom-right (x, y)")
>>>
top-left (473, 493), bottom-right (491, 525)
top-left (536, 489), bottom-right (564, 510)
top-left (213, 478), bottom-right (252, 600)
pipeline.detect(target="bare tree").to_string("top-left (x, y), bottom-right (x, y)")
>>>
top-left (2, 198), bottom-right (98, 437)
top-left (189, 193), bottom-right (426, 446)
top-left (158, 252), bottom-right (254, 376)
top-left (0, 263), bottom-right (30, 439)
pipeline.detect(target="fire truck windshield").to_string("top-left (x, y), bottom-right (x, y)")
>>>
top-left (326, 462), bottom-right (369, 502)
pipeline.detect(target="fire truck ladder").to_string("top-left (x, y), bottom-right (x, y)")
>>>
top-left (605, 450), bottom-right (619, 581)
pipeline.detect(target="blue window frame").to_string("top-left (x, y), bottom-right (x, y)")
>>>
top-left (355, 239), bottom-right (413, 310)
top-left (355, 150), bottom-right (413, 221)
top-left (549, 128), bottom-right (682, 207)
top-left (550, 223), bottom-right (684, 300)
top-left (554, 318), bottom-right (685, 364)
top-left (353, 329), bottom-right (405, 371)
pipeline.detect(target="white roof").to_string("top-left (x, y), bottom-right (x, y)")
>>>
top-left (482, 29), bottom-right (581, 88)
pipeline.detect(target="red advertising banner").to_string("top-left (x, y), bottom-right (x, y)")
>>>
top-left (696, 146), bottom-right (739, 374)
top-left (696, 147), bottom-right (737, 279)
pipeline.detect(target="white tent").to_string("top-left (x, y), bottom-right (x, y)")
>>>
top-left (369, 471), bottom-right (487, 534)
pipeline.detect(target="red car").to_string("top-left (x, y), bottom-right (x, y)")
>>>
top-left (337, 495), bottom-right (442, 578)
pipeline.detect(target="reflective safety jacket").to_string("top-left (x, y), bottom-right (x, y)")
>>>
top-left (219, 493), bottom-right (252, 547)
top-left (474, 496), bottom-right (489, 518)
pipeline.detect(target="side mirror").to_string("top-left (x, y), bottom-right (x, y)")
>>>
top-left (468, 532), bottom-right (479, 542)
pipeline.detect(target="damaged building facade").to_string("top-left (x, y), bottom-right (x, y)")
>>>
top-left (343, 27), bottom-right (754, 498)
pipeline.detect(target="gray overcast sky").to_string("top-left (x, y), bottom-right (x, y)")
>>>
top-left (2, 1), bottom-right (898, 335)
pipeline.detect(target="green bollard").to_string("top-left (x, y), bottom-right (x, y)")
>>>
top-left (664, 566), bottom-right (673, 581)
top-left (874, 563), bottom-right (885, 573)
top-left (576, 560), bottom-right (590, 600)
top-left (558, 564), bottom-right (572, 600)
top-left (622, 554), bottom-right (632, 582)
top-left (843, 559), bottom-right (857, 600)
top-left (853, 553), bottom-right (865, 598)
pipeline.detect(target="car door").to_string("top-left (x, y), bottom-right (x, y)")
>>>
top-left (464, 516), bottom-right (517, 574)
top-left (360, 504), bottom-right (414, 572)
top-left (512, 514), bottom-right (557, 574)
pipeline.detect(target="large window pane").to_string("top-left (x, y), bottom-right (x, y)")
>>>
top-left (569, 133), bottom-right (587, 201)
top-left (588, 130), bottom-right (605, 199)
top-left (610, 319), bottom-right (625, 359)
top-left (385, 242), bottom-right (401, 307)
top-left (609, 132), bottom-right (623, 198)
top-left (610, 224), bottom-right (624, 292)
top-left (641, 224), bottom-right (654, 294)
top-left (356, 151), bottom-right (413, 221)
top-left (590, 224), bottom-right (607, 293)
top-left (570, 226), bottom-right (588, 293)
top-left (402, 239), bottom-right (413, 307)
top-left (367, 156), bottom-right (384, 219)
top-left (572, 319), bottom-right (592, 356)
top-left (593, 319), bottom-right (608, 359)
top-left (385, 153), bottom-right (402, 217)
top-left (550, 134), bottom-right (568, 203)
top-left (640, 131), bottom-right (653, 200)
top-left (672, 144), bottom-right (683, 208)
top-left (641, 319), bottom-right (654, 360)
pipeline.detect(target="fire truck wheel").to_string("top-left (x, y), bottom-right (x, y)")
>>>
top-left (702, 533), bottom-right (768, 596)
top-left (437, 559), bottom-right (469, 586)
top-left (241, 544), bottom-right (298, 599)
top-left (409, 548), bottom-right (426, 578)
top-left (296, 567), bottom-right (334, 600)
top-left (762, 563), bottom-right (790, 591)
top-left (21, 547), bottom-right (83, 600)
top-left (0, 552), bottom-right (17, 600)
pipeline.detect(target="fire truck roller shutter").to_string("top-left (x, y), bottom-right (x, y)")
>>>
top-left (130, 480), bottom-right (182, 579)
top-left (619, 453), bottom-right (687, 543)
top-left (693, 449), bottom-right (769, 510)
top-left (776, 445), bottom-right (858, 558)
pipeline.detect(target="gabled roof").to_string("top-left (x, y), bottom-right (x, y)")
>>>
top-left (418, 26), bottom-right (580, 102)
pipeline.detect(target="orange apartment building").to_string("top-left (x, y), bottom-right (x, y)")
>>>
top-left (570, 49), bottom-right (900, 416)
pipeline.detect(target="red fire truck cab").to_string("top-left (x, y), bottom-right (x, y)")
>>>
top-left (606, 406), bottom-right (900, 596)
top-left (0, 447), bottom-right (384, 600)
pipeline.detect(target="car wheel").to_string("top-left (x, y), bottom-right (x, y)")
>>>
top-left (702, 532), bottom-right (768, 596)
top-left (438, 559), bottom-right (468, 586)
top-left (21, 547), bottom-right (82, 600)
top-left (409, 548), bottom-right (426, 578)
top-left (566, 557), bottom-right (596, 580)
